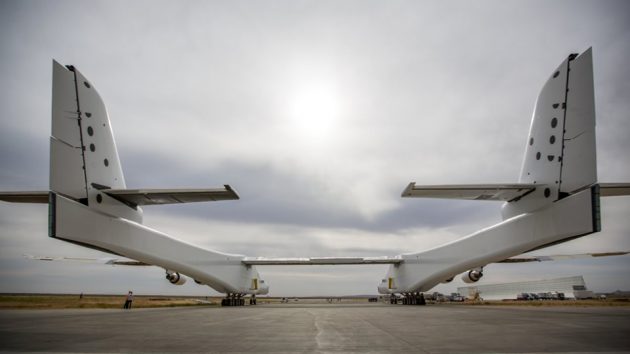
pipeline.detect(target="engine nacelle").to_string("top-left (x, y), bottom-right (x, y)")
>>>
top-left (166, 271), bottom-right (186, 285)
top-left (461, 269), bottom-right (483, 284)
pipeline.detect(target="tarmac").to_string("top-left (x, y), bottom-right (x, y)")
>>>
top-left (1, 303), bottom-right (629, 353)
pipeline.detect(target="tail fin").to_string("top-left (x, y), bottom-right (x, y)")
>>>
top-left (50, 60), bottom-right (141, 222)
top-left (506, 48), bottom-right (596, 217)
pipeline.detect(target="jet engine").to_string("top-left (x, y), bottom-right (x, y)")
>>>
top-left (461, 269), bottom-right (483, 283)
top-left (165, 271), bottom-right (186, 285)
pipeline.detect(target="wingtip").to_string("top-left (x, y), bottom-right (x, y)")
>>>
top-left (224, 184), bottom-right (240, 200)
top-left (401, 182), bottom-right (416, 197)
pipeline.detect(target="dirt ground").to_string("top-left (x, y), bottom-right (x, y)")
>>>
top-left (0, 294), bottom-right (217, 309)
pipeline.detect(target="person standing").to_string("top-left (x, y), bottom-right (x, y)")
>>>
top-left (123, 291), bottom-right (134, 309)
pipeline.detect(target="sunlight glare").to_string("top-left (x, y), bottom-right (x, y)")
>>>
top-left (287, 81), bottom-right (342, 145)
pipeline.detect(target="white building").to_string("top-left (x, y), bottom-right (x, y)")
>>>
top-left (457, 276), bottom-right (592, 300)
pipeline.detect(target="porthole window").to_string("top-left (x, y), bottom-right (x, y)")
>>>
top-left (536, 152), bottom-right (541, 160)
top-left (84, 81), bottom-right (90, 88)
top-left (104, 158), bottom-right (109, 167)
top-left (553, 71), bottom-right (559, 78)
top-left (547, 155), bottom-right (554, 161)
top-left (85, 112), bottom-right (92, 118)
top-left (550, 135), bottom-right (556, 144)
top-left (551, 117), bottom-right (558, 128)
top-left (544, 188), bottom-right (551, 198)
top-left (96, 194), bottom-right (102, 203)
top-left (529, 137), bottom-right (534, 146)
top-left (552, 103), bottom-right (559, 109)
top-left (89, 143), bottom-right (95, 152)
top-left (87, 126), bottom-right (94, 136)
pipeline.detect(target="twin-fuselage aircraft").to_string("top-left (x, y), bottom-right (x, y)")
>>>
top-left (1, 48), bottom-right (628, 306)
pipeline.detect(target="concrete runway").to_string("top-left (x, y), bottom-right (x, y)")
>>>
top-left (1, 303), bottom-right (629, 353)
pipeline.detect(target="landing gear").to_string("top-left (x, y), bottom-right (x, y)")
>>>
top-left (390, 295), bottom-right (397, 304)
top-left (221, 293), bottom-right (245, 306)
top-left (391, 292), bottom-right (425, 305)
top-left (221, 293), bottom-right (257, 306)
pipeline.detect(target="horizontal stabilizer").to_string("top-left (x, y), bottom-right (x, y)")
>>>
top-left (499, 251), bottom-right (629, 263)
top-left (99, 185), bottom-right (239, 206)
top-left (600, 183), bottom-right (630, 197)
top-left (401, 183), bottom-right (538, 201)
top-left (0, 191), bottom-right (48, 203)
top-left (242, 256), bottom-right (403, 265)
top-left (24, 254), bottom-right (150, 266)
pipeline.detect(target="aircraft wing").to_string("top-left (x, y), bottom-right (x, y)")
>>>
top-left (0, 191), bottom-right (48, 203)
top-left (244, 251), bottom-right (629, 265)
top-left (27, 254), bottom-right (402, 266)
top-left (242, 256), bottom-right (403, 265)
top-left (600, 183), bottom-right (630, 197)
top-left (98, 185), bottom-right (239, 206)
top-left (24, 254), bottom-right (150, 266)
top-left (401, 183), bottom-right (538, 201)
top-left (0, 185), bottom-right (240, 206)
top-left (499, 251), bottom-right (630, 263)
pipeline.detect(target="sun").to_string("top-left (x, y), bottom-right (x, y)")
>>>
top-left (287, 81), bottom-right (342, 145)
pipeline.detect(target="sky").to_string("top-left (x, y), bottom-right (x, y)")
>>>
top-left (0, 0), bottom-right (629, 297)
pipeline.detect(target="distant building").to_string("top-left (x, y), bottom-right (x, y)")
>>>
top-left (457, 275), bottom-right (592, 300)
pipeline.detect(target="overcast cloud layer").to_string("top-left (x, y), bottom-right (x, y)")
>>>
top-left (1, 0), bottom-right (629, 296)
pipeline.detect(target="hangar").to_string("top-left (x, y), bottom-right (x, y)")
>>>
top-left (457, 275), bottom-right (593, 300)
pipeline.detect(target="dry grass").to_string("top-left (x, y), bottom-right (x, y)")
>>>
top-left (0, 294), bottom-right (217, 309)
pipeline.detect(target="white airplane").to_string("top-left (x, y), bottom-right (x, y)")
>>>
top-left (1, 48), bottom-right (628, 306)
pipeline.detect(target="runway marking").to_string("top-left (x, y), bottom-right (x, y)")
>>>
top-left (306, 308), bottom-right (426, 353)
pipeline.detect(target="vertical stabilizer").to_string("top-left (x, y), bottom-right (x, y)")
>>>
top-left (504, 48), bottom-right (597, 218)
top-left (49, 61), bottom-right (141, 222)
